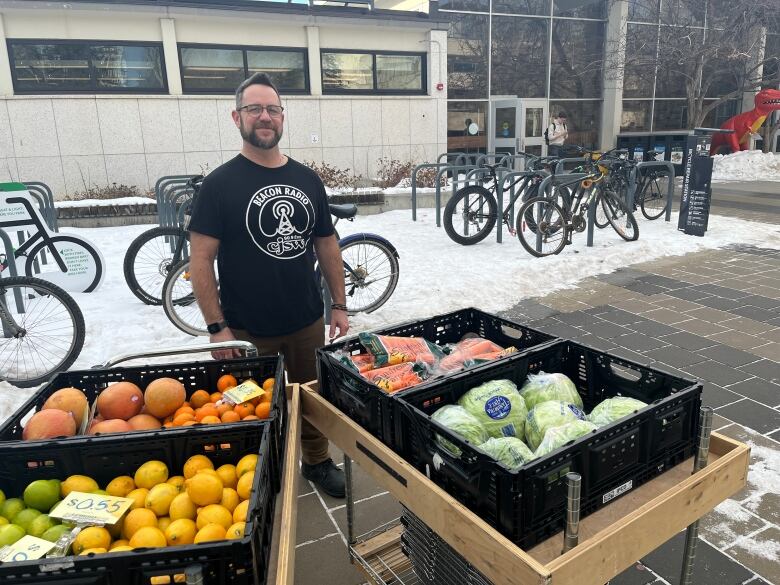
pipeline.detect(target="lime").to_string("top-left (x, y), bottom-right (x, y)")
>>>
top-left (13, 508), bottom-right (41, 532)
top-left (24, 479), bottom-right (62, 512)
top-left (0, 523), bottom-right (25, 546)
top-left (0, 497), bottom-right (25, 521)
top-left (91, 489), bottom-right (109, 496)
top-left (28, 513), bottom-right (58, 538)
top-left (0, 488), bottom-right (5, 508)
top-left (0, 516), bottom-right (7, 526)
top-left (42, 524), bottom-right (71, 543)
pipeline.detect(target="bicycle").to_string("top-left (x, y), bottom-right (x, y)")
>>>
top-left (516, 151), bottom-right (639, 257)
top-left (442, 154), bottom-right (569, 245)
top-left (635, 165), bottom-right (672, 220)
top-left (161, 202), bottom-right (401, 337)
top-left (0, 195), bottom-right (103, 293)
top-left (0, 257), bottom-right (85, 387)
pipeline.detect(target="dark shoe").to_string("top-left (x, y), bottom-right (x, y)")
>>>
top-left (301, 458), bottom-right (345, 498)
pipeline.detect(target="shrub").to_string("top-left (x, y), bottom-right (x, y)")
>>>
top-left (375, 158), bottom-right (415, 189)
top-left (66, 183), bottom-right (154, 201)
top-left (304, 161), bottom-right (363, 190)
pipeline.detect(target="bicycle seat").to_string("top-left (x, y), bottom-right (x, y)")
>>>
top-left (329, 203), bottom-right (358, 219)
top-left (481, 163), bottom-right (503, 170)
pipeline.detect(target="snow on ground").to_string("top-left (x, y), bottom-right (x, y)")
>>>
top-left (712, 150), bottom-right (780, 182)
top-left (2, 208), bottom-right (780, 420)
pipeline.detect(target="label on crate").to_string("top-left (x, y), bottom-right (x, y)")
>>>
top-left (50, 492), bottom-right (133, 525)
top-left (222, 379), bottom-right (264, 405)
top-left (0, 536), bottom-right (56, 562)
top-left (602, 480), bottom-right (633, 504)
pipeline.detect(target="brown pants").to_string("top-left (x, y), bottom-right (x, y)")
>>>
top-left (233, 317), bottom-right (330, 466)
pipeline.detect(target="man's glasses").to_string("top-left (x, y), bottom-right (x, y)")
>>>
top-left (237, 104), bottom-right (284, 118)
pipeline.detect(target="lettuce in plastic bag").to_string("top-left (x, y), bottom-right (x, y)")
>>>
top-left (457, 379), bottom-right (528, 439)
top-left (525, 400), bottom-right (587, 451)
top-left (431, 404), bottom-right (489, 457)
top-left (534, 420), bottom-right (598, 457)
top-left (588, 397), bottom-right (648, 427)
top-left (479, 437), bottom-right (536, 471)
top-left (519, 371), bottom-right (583, 411)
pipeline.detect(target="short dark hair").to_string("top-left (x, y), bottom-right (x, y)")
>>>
top-left (235, 73), bottom-right (280, 109)
top-left (558, 112), bottom-right (567, 118)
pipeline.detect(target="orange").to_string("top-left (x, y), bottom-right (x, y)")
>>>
top-left (254, 402), bottom-right (271, 420)
top-left (262, 378), bottom-right (275, 392)
top-left (241, 415), bottom-right (259, 421)
top-left (209, 392), bottom-right (223, 403)
top-left (220, 411), bottom-right (241, 423)
top-left (195, 405), bottom-right (218, 422)
top-left (182, 420), bottom-right (198, 426)
top-left (173, 413), bottom-right (195, 426)
top-left (216, 403), bottom-right (232, 416)
top-left (234, 403), bottom-right (254, 419)
top-left (190, 390), bottom-right (211, 408)
top-left (183, 455), bottom-right (214, 479)
top-left (200, 415), bottom-right (221, 424)
top-left (259, 389), bottom-right (272, 404)
top-left (173, 406), bottom-right (195, 418)
top-left (217, 374), bottom-right (238, 392)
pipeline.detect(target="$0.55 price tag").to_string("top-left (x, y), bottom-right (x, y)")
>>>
top-left (49, 491), bottom-right (134, 526)
top-left (222, 379), bottom-right (264, 405)
top-left (0, 535), bottom-right (56, 563)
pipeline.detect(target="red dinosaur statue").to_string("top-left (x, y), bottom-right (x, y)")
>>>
top-left (710, 88), bottom-right (780, 154)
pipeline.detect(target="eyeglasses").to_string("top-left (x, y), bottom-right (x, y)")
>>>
top-left (237, 104), bottom-right (284, 118)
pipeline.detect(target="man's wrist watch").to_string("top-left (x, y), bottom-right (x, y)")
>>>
top-left (207, 320), bottom-right (228, 334)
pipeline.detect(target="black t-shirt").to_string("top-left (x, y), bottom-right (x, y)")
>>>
top-left (188, 154), bottom-right (334, 337)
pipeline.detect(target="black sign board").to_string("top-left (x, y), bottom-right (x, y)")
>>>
top-left (678, 134), bottom-right (713, 236)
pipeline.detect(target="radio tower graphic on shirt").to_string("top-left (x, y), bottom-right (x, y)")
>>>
top-left (273, 200), bottom-right (295, 236)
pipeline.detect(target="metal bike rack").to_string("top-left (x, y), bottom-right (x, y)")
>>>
top-left (498, 170), bottom-right (549, 244)
top-left (554, 157), bottom-right (589, 175)
top-left (155, 175), bottom-right (194, 227)
top-left (0, 228), bottom-right (24, 327)
top-left (437, 152), bottom-right (468, 166)
top-left (634, 161), bottom-right (676, 222)
top-left (23, 182), bottom-right (57, 232)
top-left (410, 162), bottom-right (452, 222)
top-left (434, 164), bottom-right (479, 228)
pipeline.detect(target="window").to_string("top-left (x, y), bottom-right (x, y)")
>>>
top-left (8, 40), bottom-right (165, 93)
top-left (493, 0), bottom-right (550, 16)
top-left (550, 20), bottom-right (605, 99)
top-left (439, 0), bottom-right (489, 11)
top-left (652, 99), bottom-right (687, 130)
top-left (448, 13), bottom-right (489, 99)
top-left (447, 101), bottom-right (488, 153)
top-left (621, 100), bottom-right (652, 131)
top-left (550, 100), bottom-right (601, 149)
top-left (554, 0), bottom-right (606, 19)
top-left (491, 16), bottom-right (549, 98)
top-left (623, 24), bottom-right (658, 98)
top-left (180, 45), bottom-right (308, 93)
top-left (628, 0), bottom-right (659, 23)
top-left (321, 51), bottom-right (425, 94)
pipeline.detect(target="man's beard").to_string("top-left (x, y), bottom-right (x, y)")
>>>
top-left (240, 120), bottom-right (283, 149)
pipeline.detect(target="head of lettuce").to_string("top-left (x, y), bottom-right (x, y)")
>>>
top-left (457, 379), bottom-right (528, 440)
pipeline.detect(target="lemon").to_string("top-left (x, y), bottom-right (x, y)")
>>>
top-left (79, 547), bottom-right (107, 555)
top-left (72, 526), bottom-right (111, 555)
top-left (164, 518), bottom-right (197, 546)
top-left (109, 539), bottom-right (130, 550)
top-left (183, 455), bottom-right (213, 480)
top-left (226, 521), bottom-right (245, 540)
top-left (219, 488), bottom-right (240, 513)
top-left (193, 523), bottom-right (226, 544)
top-left (215, 465), bottom-right (238, 489)
top-left (0, 517), bottom-right (8, 526)
top-left (194, 469), bottom-right (219, 479)
top-left (126, 488), bottom-right (149, 510)
top-left (236, 471), bottom-right (254, 501)
top-left (134, 461), bottom-right (169, 489)
top-left (61, 475), bottom-right (99, 497)
top-left (145, 483), bottom-right (178, 517)
top-left (195, 504), bottom-right (232, 530)
top-left (169, 493), bottom-right (197, 521)
top-left (186, 473), bottom-right (223, 507)
top-left (167, 476), bottom-right (186, 493)
top-left (106, 476), bottom-right (136, 497)
top-left (122, 508), bottom-right (158, 540)
top-left (109, 545), bottom-right (134, 552)
top-left (235, 454), bottom-right (257, 478)
top-left (157, 516), bottom-right (172, 533)
top-left (129, 526), bottom-right (167, 548)
top-left (232, 500), bottom-right (249, 524)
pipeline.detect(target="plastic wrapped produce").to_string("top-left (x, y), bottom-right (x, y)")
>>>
top-left (519, 372), bottom-right (583, 411)
top-left (534, 420), bottom-right (598, 457)
top-left (431, 404), bottom-right (489, 457)
top-left (525, 400), bottom-right (587, 451)
top-left (457, 379), bottom-right (528, 439)
top-left (588, 397), bottom-right (648, 427)
top-left (479, 437), bottom-right (537, 471)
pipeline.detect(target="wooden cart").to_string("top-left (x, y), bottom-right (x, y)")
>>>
top-left (300, 382), bottom-right (749, 585)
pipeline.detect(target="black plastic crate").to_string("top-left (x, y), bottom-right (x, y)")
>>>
top-left (0, 355), bottom-right (286, 492)
top-left (0, 424), bottom-right (275, 585)
top-left (316, 308), bottom-right (555, 448)
top-left (394, 340), bottom-right (702, 549)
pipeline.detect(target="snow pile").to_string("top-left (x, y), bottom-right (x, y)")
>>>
top-left (55, 197), bottom-right (155, 208)
top-left (712, 151), bottom-right (780, 182)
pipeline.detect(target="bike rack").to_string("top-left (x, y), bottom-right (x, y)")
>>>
top-left (534, 172), bottom-right (593, 251)
top-left (0, 228), bottom-right (24, 324)
top-left (634, 161), bottom-right (676, 222)
top-left (437, 152), bottom-right (469, 167)
top-left (434, 164), bottom-right (480, 228)
top-left (155, 175), bottom-right (195, 228)
top-left (554, 157), bottom-right (589, 175)
top-left (410, 162), bottom-right (452, 222)
top-left (498, 170), bottom-right (549, 244)
top-left (23, 182), bottom-right (57, 232)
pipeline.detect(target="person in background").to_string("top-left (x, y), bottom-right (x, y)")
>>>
top-left (187, 72), bottom-right (349, 498)
top-left (547, 113), bottom-right (568, 158)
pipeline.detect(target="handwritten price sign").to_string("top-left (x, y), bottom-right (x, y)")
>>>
top-left (0, 535), bottom-right (56, 562)
top-left (50, 491), bottom-right (133, 525)
top-left (222, 379), bottom-right (264, 405)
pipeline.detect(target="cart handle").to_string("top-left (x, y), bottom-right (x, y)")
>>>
top-left (100, 341), bottom-right (258, 368)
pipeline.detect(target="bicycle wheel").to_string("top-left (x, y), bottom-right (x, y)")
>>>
top-left (339, 235), bottom-right (399, 314)
top-left (161, 259), bottom-right (216, 337)
top-left (123, 226), bottom-right (189, 306)
top-left (639, 172), bottom-right (670, 220)
top-left (516, 197), bottom-right (569, 257)
top-left (593, 188), bottom-right (611, 229)
top-left (443, 185), bottom-right (497, 245)
top-left (602, 192), bottom-right (639, 241)
top-left (24, 235), bottom-right (103, 293)
top-left (0, 276), bottom-right (85, 387)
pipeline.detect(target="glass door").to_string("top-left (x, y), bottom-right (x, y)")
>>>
top-left (520, 99), bottom-right (548, 157)
top-left (489, 98), bottom-right (522, 159)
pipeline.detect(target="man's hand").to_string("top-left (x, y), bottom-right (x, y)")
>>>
top-left (210, 327), bottom-right (242, 360)
top-left (329, 309), bottom-right (349, 342)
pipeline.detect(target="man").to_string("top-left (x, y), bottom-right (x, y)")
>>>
top-left (187, 72), bottom-right (349, 498)
top-left (547, 112), bottom-right (568, 158)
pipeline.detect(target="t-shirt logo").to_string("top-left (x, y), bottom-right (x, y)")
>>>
top-left (245, 184), bottom-right (315, 259)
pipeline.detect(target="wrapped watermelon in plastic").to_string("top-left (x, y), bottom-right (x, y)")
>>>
top-left (519, 371), bottom-right (583, 411)
top-left (431, 404), bottom-right (489, 457)
top-left (479, 437), bottom-right (536, 471)
top-left (534, 420), bottom-right (598, 457)
top-left (457, 379), bottom-right (528, 439)
top-left (525, 400), bottom-right (587, 451)
top-left (588, 397), bottom-right (648, 427)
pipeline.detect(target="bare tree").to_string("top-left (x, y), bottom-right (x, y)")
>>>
top-left (607, 0), bottom-right (780, 129)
